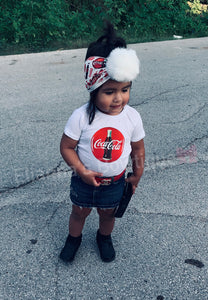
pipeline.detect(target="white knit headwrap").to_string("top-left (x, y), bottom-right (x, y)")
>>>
top-left (84, 48), bottom-right (140, 92)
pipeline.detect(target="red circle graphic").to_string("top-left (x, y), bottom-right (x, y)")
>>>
top-left (91, 127), bottom-right (124, 163)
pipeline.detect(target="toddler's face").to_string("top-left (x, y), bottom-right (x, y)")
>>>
top-left (95, 80), bottom-right (131, 115)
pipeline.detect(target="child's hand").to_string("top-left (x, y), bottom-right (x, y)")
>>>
top-left (125, 174), bottom-right (141, 194)
top-left (80, 170), bottom-right (103, 187)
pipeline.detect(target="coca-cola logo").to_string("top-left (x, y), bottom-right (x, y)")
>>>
top-left (94, 139), bottom-right (122, 150)
top-left (92, 57), bottom-right (106, 69)
top-left (91, 127), bottom-right (124, 163)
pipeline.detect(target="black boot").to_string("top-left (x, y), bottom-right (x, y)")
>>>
top-left (59, 234), bottom-right (82, 262)
top-left (96, 230), bottom-right (115, 262)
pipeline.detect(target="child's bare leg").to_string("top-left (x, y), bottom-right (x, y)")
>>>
top-left (96, 208), bottom-right (116, 262)
top-left (60, 205), bottom-right (92, 262)
top-left (69, 205), bottom-right (92, 237)
top-left (97, 208), bottom-right (115, 235)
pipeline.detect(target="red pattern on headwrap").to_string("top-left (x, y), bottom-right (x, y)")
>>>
top-left (84, 56), bottom-right (110, 92)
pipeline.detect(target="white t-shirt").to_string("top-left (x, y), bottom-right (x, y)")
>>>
top-left (64, 103), bottom-right (145, 177)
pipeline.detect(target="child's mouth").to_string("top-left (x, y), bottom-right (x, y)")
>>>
top-left (111, 105), bottom-right (121, 109)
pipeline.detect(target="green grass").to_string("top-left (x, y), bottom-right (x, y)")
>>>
top-left (0, 0), bottom-right (207, 56)
top-left (1, 31), bottom-right (207, 57)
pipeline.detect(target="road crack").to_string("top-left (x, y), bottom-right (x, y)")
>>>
top-left (162, 103), bottom-right (207, 124)
top-left (0, 160), bottom-right (70, 194)
top-left (132, 84), bottom-right (190, 106)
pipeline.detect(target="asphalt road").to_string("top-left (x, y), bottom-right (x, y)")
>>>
top-left (0, 37), bottom-right (208, 300)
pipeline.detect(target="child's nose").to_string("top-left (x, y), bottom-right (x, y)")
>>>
top-left (113, 92), bottom-right (122, 102)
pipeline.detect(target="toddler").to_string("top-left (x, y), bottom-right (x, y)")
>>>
top-left (59, 22), bottom-right (145, 263)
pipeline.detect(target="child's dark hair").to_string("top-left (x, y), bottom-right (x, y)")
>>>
top-left (86, 22), bottom-right (127, 124)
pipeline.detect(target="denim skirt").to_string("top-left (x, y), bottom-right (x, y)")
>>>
top-left (70, 173), bottom-right (125, 209)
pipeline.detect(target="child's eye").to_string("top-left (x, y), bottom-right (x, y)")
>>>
top-left (122, 88), bottom-right (128, 93)
top-left (105, 91), bottom-right (113, 95)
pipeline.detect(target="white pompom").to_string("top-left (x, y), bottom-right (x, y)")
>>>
top-left (106, 48), bottom-right (140, 82)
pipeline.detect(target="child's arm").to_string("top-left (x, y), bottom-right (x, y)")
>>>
top-left (127, 139), bottom-right (145, 194)
top-left (60, 134), bottom-right (103, 186)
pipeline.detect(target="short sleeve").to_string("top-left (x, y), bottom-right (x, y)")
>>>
top-left (64, 105), bottom-right (87, 140)
top-left (131, 111), bottom-right (145, 142)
